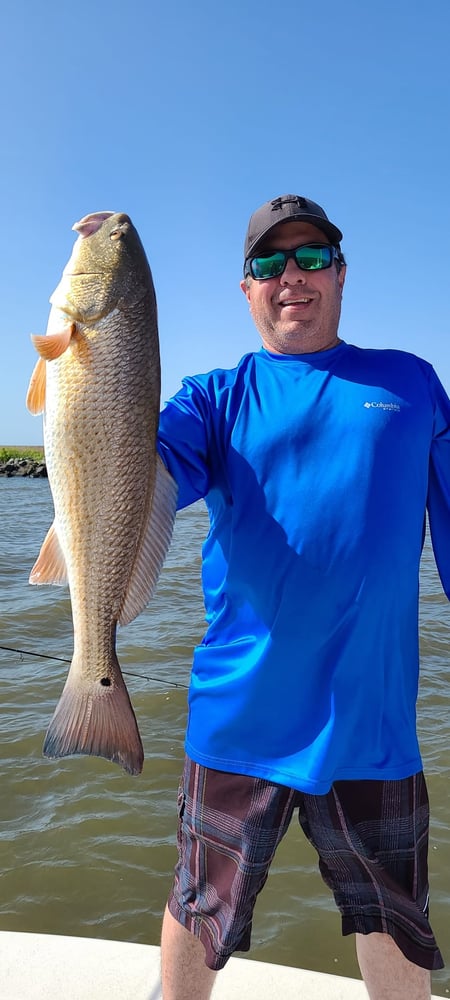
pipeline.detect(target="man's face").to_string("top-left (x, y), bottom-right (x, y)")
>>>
top-left (240, 221), bottom-right (346, 355)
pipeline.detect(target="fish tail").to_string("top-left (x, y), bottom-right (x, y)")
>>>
top-left (43, 658), bottom-right (144, 775)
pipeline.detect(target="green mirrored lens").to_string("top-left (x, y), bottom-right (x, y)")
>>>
top-left (247, 244), bottom-right (334, 280)
top-left (295, 245), bottom-right (332, 269)
top-left (251, 252), bottom-right (286, 279)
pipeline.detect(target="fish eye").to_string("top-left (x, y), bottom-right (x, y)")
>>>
top-left (110, 229), bottom-right (122, 242)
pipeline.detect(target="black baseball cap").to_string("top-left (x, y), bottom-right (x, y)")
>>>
top-left (244, 195), bottom-right (343, 259)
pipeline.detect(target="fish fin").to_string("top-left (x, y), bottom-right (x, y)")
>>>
top-left (29, 522), bottom-right (68, 585)
top-left (26, 357), bottom-right (47, 414)
top-left (119, 455), bottom-right (178, 627)
top-left (43, 655), bottom-right (144, 775)
top-left (31, 323), bottom-right (76, 361)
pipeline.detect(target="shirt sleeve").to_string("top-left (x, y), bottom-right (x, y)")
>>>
top-left (157, 378), bottom-right (211, 510)
top-left (426, 366), bottom-right (450, 598)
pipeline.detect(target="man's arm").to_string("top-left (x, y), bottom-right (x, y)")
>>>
top-left (157, 377), bottom-right (211, 510)
top-left (426, 366), bottom-right (450, 598)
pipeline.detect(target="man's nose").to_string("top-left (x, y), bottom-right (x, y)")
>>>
top-left (280, 257), bottom-right (306, 283)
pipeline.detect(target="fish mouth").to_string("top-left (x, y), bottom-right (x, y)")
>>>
top-left (72, 211), bottom-right (117, 237)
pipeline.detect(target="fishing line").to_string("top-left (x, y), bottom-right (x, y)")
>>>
top-left (0, 644), bottom-right (188, 689)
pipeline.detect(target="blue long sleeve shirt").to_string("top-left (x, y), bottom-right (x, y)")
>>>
top-left (157, 342), bottom-right (450, 793)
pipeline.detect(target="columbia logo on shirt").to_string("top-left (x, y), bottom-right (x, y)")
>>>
top-left (363, 401), bottom-right (401, 412)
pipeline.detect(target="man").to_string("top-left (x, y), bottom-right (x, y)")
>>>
top-left (157, 195), bottom-right (448, 999)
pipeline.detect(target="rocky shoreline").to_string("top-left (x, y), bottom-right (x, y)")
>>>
top-left (0, 457), bottom-right (47, 478)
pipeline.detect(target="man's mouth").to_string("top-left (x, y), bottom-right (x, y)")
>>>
top-left (280, 297), bottom-right (313, 307)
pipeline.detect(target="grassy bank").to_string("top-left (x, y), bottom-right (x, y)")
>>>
top-left (0, 446), bottom-right (45, 463)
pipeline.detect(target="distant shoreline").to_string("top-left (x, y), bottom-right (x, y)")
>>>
top-left (0, 447), bottom-right (47, 478)
top-left (0, 446), bottom-right (44, 455)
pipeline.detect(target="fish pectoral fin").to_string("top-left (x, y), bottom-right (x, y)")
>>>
top-left (29, 522), bottom-right (68, 585)
top-left (26, 357), bottom-right (47, 414)
top-left (43, 656), bottom-right (144, 775)
top-left (119, 455), bottom-right (178, 627)
top-left (31, 323), bottom-right (76, 361)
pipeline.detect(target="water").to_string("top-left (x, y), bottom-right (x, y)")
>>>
top-left (0, 478), bottom-right (449, 994)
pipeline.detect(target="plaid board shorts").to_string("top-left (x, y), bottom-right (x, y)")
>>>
top-left (167, 755), bottom-right (444, 972)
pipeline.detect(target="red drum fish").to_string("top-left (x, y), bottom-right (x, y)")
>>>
top-left (26, 212), bottom-right (177, 775)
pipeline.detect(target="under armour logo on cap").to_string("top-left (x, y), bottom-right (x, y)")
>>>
top-left (270, 196), bottom-right (309, 212)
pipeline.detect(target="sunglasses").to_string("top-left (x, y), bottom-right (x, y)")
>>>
top-left (244, 243), bottom-right (343, 281)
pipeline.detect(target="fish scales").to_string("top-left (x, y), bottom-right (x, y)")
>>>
top-left (47, 311), bottom-right (155, 645)
top-left (26, 212), bottom-right (177, 775)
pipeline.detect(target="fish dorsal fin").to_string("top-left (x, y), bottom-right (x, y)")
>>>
top-left (119, 456), bottom-right (177, 627)
top-left (26, 357), bottom-right (47, 414)
top-left (31, 323), bottom-right (76, 361)
top-left (29, 522), bottom-right (68, 585)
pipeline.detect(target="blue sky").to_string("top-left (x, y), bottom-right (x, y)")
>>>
top-left (2, 0), bottom-right (450, 444)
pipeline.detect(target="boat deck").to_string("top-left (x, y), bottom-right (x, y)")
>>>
top-left (0, 931), bottom-right (442, 998)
